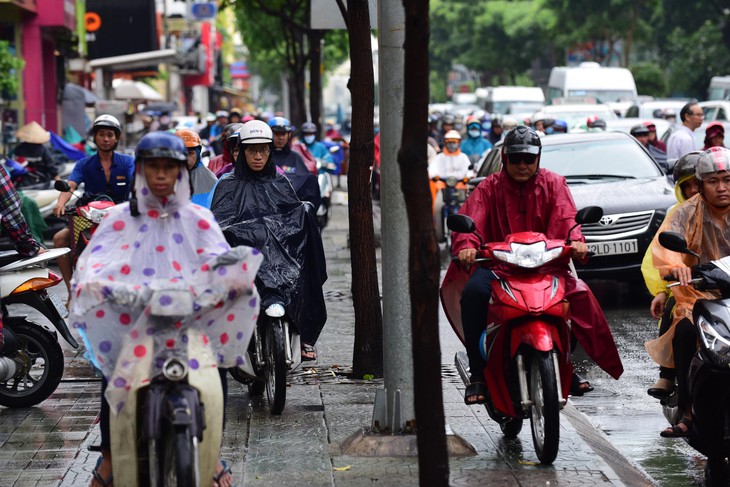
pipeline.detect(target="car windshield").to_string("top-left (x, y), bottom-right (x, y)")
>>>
top-left (541, 138), bottom-right (662, 180)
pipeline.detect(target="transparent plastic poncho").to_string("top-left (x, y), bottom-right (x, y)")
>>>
top-left (70, 160), bottom-right (262, 414)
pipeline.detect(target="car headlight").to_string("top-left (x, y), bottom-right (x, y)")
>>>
top-left (492, 241), bottom-right (564, 268)
top-left (697, 315), bottom-right (730, 368)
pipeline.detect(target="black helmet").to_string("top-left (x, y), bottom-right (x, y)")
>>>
top-left (673, 151), bottom-right (702, 183)
top-left (503, 126), bottom-right (541, 155)
top-left (630, 124), bottom-right (650, 136)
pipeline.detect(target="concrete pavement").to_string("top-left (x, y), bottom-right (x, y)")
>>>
top-left (0, 192), bottom-right (656, 486)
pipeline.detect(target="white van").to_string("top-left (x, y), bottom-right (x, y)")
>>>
top-left (483, 86), bottom-right (545, 115)
top-left (708, 76), bottom-right (730, 101)
top-left (547, 62), bottom-right (637, 105)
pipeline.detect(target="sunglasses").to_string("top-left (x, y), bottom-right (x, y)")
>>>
top-left (507, 154), bottom-right (538, 165)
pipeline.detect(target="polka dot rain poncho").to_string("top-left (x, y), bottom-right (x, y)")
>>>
top-left (70, 156), bottom-right (262, 415)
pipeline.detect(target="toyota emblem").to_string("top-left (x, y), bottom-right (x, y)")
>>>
top-left (599, 216), bottom-right (614, 226)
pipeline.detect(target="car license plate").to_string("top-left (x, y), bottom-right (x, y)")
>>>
top-left (587, 239), bottom-right (638, 256)
top-left (49, 292), bottom-right (69, 319)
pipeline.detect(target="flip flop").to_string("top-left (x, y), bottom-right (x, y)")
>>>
top-left (570, 373), bottom-right (594, 397)
top-left (464, 382), bottom-right (488, 405)
top-left (92, 455), bottom-right (113, 487)
top-left (213, 458), bottom-right (234, 487)
top-left (660, 417), bottom-right (692, 438)
top-left (301, 343), bottom-right (317, 361)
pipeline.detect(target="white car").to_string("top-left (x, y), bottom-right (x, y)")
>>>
top-left (699, 100), bottom-right (730, 122)
top-left (532, 103), bottom-right (617, 132)
top-left (625, 99), bottom-right (689, 119)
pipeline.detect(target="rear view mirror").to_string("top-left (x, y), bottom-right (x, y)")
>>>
top-left (446, 214), bottom-right (476, 234)
top-left (201, 150), bottom-right (210, 158)
top-left (575, 206), bottom-right (603, 225)
top-left (658, 231), bottom-right (693, 254)
top-left (54, 180), bottom-right (71, 192)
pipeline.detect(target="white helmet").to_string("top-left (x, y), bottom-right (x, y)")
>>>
top-left (92, 114), bottom-right (121, 136)
top-left (239, 120), bottom-right (273, 145)
top-left (444, 129), bottom-right (462, 141)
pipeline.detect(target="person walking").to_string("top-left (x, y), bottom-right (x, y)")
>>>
top-left (667, 102), bottom-right (703, 159)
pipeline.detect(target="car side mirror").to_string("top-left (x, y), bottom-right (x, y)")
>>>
top-left (575, 206), bottom-right (603, 225)
top-left (446, 214), bottom-right (476, 234)
top-left (54, 180), bottom-right (71, 192)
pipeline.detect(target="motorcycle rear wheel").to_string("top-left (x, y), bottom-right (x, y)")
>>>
top-left (529, 350), bottom-right (560, 464)
top-left (265, 319), bottom-right (287, 415)
top-left (0, 320), bottom-right (64, 408)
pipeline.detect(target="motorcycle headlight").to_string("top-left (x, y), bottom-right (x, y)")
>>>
top-left (79, 207), bottom-right (110, 224)
top-left (697, 315), bottom-right (730, 368)
top-left (492, 241), bottom-right (564, 269)
top-left (162, 357), bottom-right (188, 381)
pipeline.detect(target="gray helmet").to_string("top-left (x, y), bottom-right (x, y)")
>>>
top-left (301, 121), bottom-right (317, 134)
top-left (673, 151), bottom-right (701, 183)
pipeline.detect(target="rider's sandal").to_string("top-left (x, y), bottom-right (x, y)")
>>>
top-left (569, 373), bottom-right (594, 397)
top-left (301, 343), bottom-right (317, 361)
top-left (92, 455), bottom-right (113, 487)
top-left (660, 417), bottom-right (692, 438)
top-left (464, 382), bottom-right (488, 405)
top-left (213, 459), bottom-right (234, 487)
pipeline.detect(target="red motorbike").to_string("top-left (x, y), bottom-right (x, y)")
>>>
top-left (448, 206), bottom-right (602, 465)
top-left (54, 180), bottom-right (115, 263)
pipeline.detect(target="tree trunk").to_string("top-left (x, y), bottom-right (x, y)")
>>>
top-left (400, 0), bottom-right (449, 484)
top-left (309, 29), bottom-right (324, 136)
top-left (344, 0), bottom-right (384, 378)
top-left (288, 74), bottom-right (307, 129)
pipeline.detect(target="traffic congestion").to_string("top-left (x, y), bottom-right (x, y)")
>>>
top-left (2, 0), bottom-right (730, 486)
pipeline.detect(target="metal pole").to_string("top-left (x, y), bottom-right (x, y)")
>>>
top-left (374, 0), bottom-right (414, 432)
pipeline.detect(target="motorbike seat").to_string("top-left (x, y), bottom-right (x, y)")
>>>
top-left (0, 248), bottom-right (23, 267)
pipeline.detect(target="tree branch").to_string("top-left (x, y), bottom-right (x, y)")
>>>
top-left (335, 0), bottom-right (349, 30)
top-left (255, 0), bottom-right (310, 33)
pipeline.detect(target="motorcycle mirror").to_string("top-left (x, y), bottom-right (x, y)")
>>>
top-left (201, 150), bottom-right (210, 158)
top-left (446, 214), bottom-right (476, 234)
top-left (54, 180), bottom-right (71, 192)
top-left (575, 206), bottom-right (603, 225)
top-left (329, 146), bottom-right (340, 154)
top-left (658, 231), bottom-right (697, 258)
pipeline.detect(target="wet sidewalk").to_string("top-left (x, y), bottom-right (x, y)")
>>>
top-left (0, 193), bottom-right (655, 486)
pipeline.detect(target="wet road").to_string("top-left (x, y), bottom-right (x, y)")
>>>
top-left (571, 280), bottom-right (708, 487)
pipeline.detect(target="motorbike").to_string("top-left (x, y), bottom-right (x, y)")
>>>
top-left (430, 176), bottom-right (470, 246)
top-left (109, 289), bottom-right (223, 486)
top-left (657, 231), bottom-right (730, 484)
top-left (54, 180), bottom-right (115, 265)
top-left (316, 159), bottom-right (337, 230)
top-left (229, 303), bottom-right (302, 415)
top-left (0, 246), bottom-right (77, 407)
top-left (449, 206), bottom-right (603, 465)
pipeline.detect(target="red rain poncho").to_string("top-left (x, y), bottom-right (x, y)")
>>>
top-left (441, 167), bottom-right (623, 379)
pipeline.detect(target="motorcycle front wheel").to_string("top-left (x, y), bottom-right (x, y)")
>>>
top-left (529, 350), bottom-right (560, 464)
top-left (161, 424), bottom-right (197, 487)
top-left (265, 319), bottom-right (287, 415)
top-left (0, 319), bottom-right (64, 408)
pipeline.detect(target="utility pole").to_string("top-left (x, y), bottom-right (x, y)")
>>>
top-left (371, 0), bottom-right (415, 433)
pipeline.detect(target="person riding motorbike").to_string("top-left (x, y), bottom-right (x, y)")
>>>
top-left (174, 128), bottom-right (217, 206)
top-left (585, 116), bottom-right (607, 132)
top-left (631, 124), bottom-right (668, 171)
top-left (428, 130), bottom-right (472, 180)
top-left (52, 115), bottom-right (135, 298)
top-left (208, 122), bottom-right (243, 176)
top-left (647, 146), bottom-right (730, 438)
top-left (268, 117), bottom-right (321, 209)
top-left (12, 121), bottom-right (64, 182)
top-left (460, 116), bottom-right (492, 170)
top-left (436, 114), bottom-right (457, 149)
top-left (440, 126), bottom-right (623, 404)
top-left (300, 122), bottom-right (333, 164)
top-left (642, 152), bottom-right (701, 399)
top-left (70, 131), bottom-right (261, 487)
top-left (209, 120), bottom-right (327, 362)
